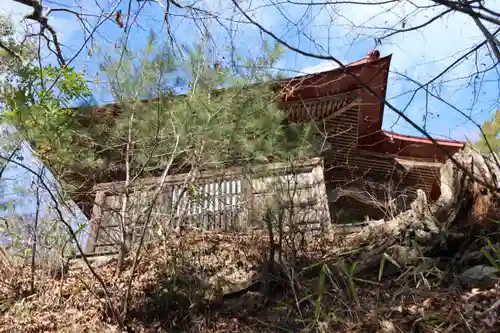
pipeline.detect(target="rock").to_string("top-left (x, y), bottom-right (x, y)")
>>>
top-left (461, 251), bottom-right (491, 267)
top-left (70, 254), bottom-right (118, 270)
top-left (378, 320), bottom-right (397, 333)
top-left (389, 245), bottom-right (420, 266)
top-left (459, 265), bottom-right (499, 289)
top-left (414, 229), bottom-right (432, 244)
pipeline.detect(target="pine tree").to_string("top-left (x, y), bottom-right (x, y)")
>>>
top-left (1, 34), bottom-right (314, 196)
top-left (475, 110), bottom-right (500, 154)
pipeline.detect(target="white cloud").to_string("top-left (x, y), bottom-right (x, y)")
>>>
top-left (262, 0), bottom-right (500, 139)
top-left (48, 15), bottom-right (81, 47)
top-left (168, 1), bottom-right (498, 140)
top-left (270, 0), bottom-right (495, 82)
top-left (300, 60), bottom-right (340, 74)
top-left (3, 0), bottom-right (496, 139)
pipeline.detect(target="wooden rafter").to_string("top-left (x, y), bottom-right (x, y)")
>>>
top-left (316, 99), bottom-right (361, 122)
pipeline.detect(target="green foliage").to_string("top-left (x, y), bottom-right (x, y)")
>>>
top-left (1, 64), bottom-right (94, 174)
top-left (480, 235), bottom-right (500, 271)
top-left (474, 110), bottom-right (500, 154)
top-left (0, 14), bottom-right (34, 190)
top-left (315, 263), bottom-right (327, 320)
top-left (0, 214), bottom-right (74, 263)
top-left (337, 259), bottom-right (359, 305)
top-left (0, 14), bottom-right (35, 104)
top-left (92, 35), bottom-right (313, 172)
top-left (1, 33), bottom-right (314, 196)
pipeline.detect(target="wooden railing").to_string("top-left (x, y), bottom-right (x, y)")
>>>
top-left (85, 158), bottom-right (331, 254)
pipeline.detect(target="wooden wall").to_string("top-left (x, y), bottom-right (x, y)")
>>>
top-left (85, 158), bottom-right (330, 254)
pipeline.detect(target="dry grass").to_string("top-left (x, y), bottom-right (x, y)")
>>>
top-left (0, 231), bottom-right (499, 333)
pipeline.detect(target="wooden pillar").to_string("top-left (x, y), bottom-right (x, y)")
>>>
top-left (85, 190), bottom-right (106, 254)
top-left (237, 170), bottom-right (253, 231)
top-left (312, 161), bottom-right (331, 233)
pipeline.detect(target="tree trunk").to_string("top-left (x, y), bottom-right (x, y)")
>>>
top-left (335, 148), bottom-right (500, 278)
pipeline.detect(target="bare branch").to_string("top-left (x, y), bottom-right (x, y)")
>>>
top-left (469, 12), bottom-right (500, 62)
top-left (12, 0), bottom-right (66, 65)
top-left (0, 153), bottom-right (127, 329)
top-left (0, 146), bottom-right (21, 181)
top-left (380, 8), bottom-right (453, 40)
top-left (431, 0), bottom-right (500, 26)
top-left (230, 0), bottom-right (500, 193)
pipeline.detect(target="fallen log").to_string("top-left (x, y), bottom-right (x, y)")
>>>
top-left (328, 148), bottom-right (500, 283)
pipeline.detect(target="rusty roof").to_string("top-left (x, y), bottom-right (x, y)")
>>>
top-left (275, 51), bottom-right (465, 161)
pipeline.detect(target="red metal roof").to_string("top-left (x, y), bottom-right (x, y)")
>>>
top-left (276, 51), bottom-right (465, 162)
top-left (383, 131), bottom-right (464, 147)
top-left (276, 51), bottom-right (391, 134)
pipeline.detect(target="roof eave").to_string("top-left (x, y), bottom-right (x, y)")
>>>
top-left (383, 131), bottom-right (466, 148)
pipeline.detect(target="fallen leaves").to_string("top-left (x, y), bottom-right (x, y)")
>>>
top-left (0, 231), bottom-right (499, 333)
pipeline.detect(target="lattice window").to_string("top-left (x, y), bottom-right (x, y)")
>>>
top-left (171, 179), bottom-right (243, 217)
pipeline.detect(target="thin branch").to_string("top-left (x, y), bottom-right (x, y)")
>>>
top-left (470, 13), bottom-right (500, 62)
top-left (46, 2), bottom-right (120, 92)
top-left (230, 0), bottom-right (500, 193)
top-left (394, 70), bottom-right (500, 169)
top-left (476, 2), bottom-right (500, 17)
top-left (0, 146), bottom-right (20, 181)
top-left (41, 24), bottom-right (65, 66)
top-left (13, 0), bottom-right (66, 65)
top-left (380, 8), bottom-right (453, 40)
top-left (284, 0), bottom-right (399, 5)
top-left (390, 34), bottom-right (497, 128)
top-left (0, 154), bottom-right (127, 330)
top-left (47, 7), bottom-right (99, 36)
top-left (121, 133), bottom-right (181, 319)
top-left (30, 166), bottom-right (43, 294)
top-left (431, 0), bottom-right (500, 26)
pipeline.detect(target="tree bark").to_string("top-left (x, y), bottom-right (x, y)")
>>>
top-left (334, 148), bottom-right (500, 277)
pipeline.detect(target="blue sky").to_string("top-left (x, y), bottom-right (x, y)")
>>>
top-left (3, 0), bottom-right (498, 140)
top-left (0, 0), bottom-right (499, 226)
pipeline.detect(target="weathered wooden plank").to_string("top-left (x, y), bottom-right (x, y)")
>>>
top-left (85, 191), bottom-right (106, 253)
top-left (93, 158), bottom-right (323, 192)
top-left (85, 158), bottom-right (329, 253)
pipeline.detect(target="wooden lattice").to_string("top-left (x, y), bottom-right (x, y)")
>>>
top-left (85, 158), bottom-right (330, 254)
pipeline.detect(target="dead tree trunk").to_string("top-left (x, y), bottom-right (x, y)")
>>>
top-left (337, 148), bottom-right (500, 278)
